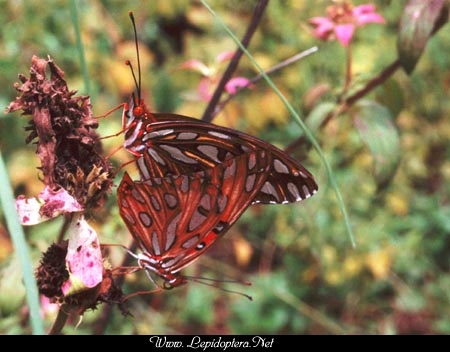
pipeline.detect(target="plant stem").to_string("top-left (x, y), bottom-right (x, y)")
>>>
top-left (345, 59), bottom-right (401, 107)
top-left (201, 0), bottom-right (269, 122)
top-left (213, 47), bottom-right (318, 118)
top-left (93, 241), bottom-right (138, 335)
top-left (341, 44), bottom-right (353, 98)
top-left (49, 304), bottom-right (70, 335)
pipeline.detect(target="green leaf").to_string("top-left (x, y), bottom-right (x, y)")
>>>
top-left (305, 102), bottom-right (336, 133)
top-left (397, 0), bottom-right (449, 74)
top-left (353, 101), bottom-right (400, 189)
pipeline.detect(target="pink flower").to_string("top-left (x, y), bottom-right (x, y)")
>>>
top-left (63, 214), bottom-right (103, 295)
top-left (225, 77), bottom-right (251, 95)
top-left (179, 51), bottom-right (250, 102)
top-left (309, 2), bottom-right (385, 47)
top-left (16, 186), bottom-right (83, 225)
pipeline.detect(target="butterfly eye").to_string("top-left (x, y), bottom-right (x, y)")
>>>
top-left (133, 106), bottom-right (144, 118)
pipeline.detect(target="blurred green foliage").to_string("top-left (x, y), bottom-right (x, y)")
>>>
top-left (0, 0), bottom-right (449, 334)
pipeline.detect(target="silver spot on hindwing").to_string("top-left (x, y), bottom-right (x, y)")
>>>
top-left (287, 182), bottom-right (301, 200)
top-left (164, 193), bottom-right (178, 208)
top-left (147, 148), bottom-right (166, 165)
top-left (261, 181), bottom-right (280, 202)
top-left (150, 195), bottom-right (161, 211)
top-left (189, 209), bottom-right (207, 232)
top-left (273, 159), bottom-right (290, 174)
top-left (166, 214), bottom-right (181, 251)
top-left (217, 194), bottom-right (228, 213)
top-left (199, 193), bottom-right (212, 211)
top-left (208, 131), bottom-right (231, 140)
top-left (152, 231), bottom-right (161, 256)
top-left (248, 153), bottom-right (257, 170)
top-left (139, 212), bottom-right (152, 227)
top-left (245, 174), bottom-right (256, 193)
top-left (302, 185), bottom-right (312, 199)
top-left (160, 145), bottom-right (198, 164)
top-left (180, 175), bottom-right (189, 193)
top-left (197, 145), bottom-right (220, 163)
top-left (224, 158), bottom-right (237, 179)
top-left (142, 129), bottom-right (174, 141)
top-left (177, 132), bottom-right (198, 140)
top-left (181, 235), bottom-right (200, 249)
top-left (131, 188), bottom-right (146, 204)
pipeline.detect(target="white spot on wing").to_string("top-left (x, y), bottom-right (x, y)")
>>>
top-left (150, 196), bottom-right (161, 211)
top-left (137, 157), bottom-right (151, 179)
top-left (302, 185), bottom-right (312, 199)
top-left (147, 148), bottom-right (166, 165)
top-left (160, 145), bottom-right (198, 164)
top-left (161, 254), bottom-right (184, 269)
top-left (152, 231), bottom-right (161, 256)
top-left (199, 194), bottom-right (212, 211)
top-left (197, 145), bottom-right (220, 163)
top-left (142, 129), bottom-right (174, 141)
top-left (224, 159), bottom-right (237, 178)
top-left (274, 159), bottom-right (290, 174)
top-left (164, 193), bottom-right (178, 208)
top-left (139, 212), bottom-right (152, 227)
top-left (166, 214), bottom-right (181, 251)
top-left (245, 174), bottom-right (256, 192)
top-left (248, 153), bottom-right (256, 170)
top-left (131, 188), bottom-right (146, 204)
top-left (124, 120), bottom-right (143, 148)
top-left (177, 132), bottom-right (198, 140)
top-left (181, 235), bottom-right (200, 249)
top-left (287, 182), bottom-right (301, 200)
top-left (189, 209), bottom-right (207, 232)
top-left (261, 181), bottom-right (280, 202)
top-left (208, 131), bottom-right (231, 140)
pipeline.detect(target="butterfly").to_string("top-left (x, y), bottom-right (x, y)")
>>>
top-left (117, 12), bottom-right (318, 291)
top-left (117, 151), bottom-right (270, 288)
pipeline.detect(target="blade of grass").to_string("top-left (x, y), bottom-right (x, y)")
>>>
top-left (0, 151), bottom-right (45, 334)
top-left (70, 0), bottom-right (90, 95)
top-left (274, 289), bottom-right (349, 334)
top-left (200, 0), bottom-right (355, 247)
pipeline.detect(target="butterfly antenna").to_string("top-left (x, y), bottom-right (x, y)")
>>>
top-left (128, 11), bottom-right (141, 103)
top-left (185, 276), bottom-right (253, 301)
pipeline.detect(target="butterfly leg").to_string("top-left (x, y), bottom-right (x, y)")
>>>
top-left (122, 287), bottom-right (163, 302)
top-left (93, 103), bottom-right (126, 120)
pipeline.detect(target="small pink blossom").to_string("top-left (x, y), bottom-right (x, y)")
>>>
top-left (178, 59), bottom-right (211, 76)
top-left (216, 51), bottom-right (234, 63)
top-left (180, 51), bottom-right (250, 102)
top-left (309, 2), bottom-right (385, 47)
top-left (16, 186), bottom-right (83, 225)
top-left (225, 77), bottom-right (251, 95)
top-left (63, 214), bottom-right (103, 295)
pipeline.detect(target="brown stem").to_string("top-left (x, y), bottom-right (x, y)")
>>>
top-left (212, 47), bottom-right (318, 118)
top-left (48, 304), bottom-right (70, 335)
top-left (93, 241), bottom-right (138, 335)
top-left (56, 213), bottom-right (73, 244)
top-left (341, 44), bottom-right (352, 98)
top-left (286, 58), bottom-right (402, 154)
top-left (201, 0), bottom-right (269, 122)
top-left (345, 59), bottom-right (401, 107)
